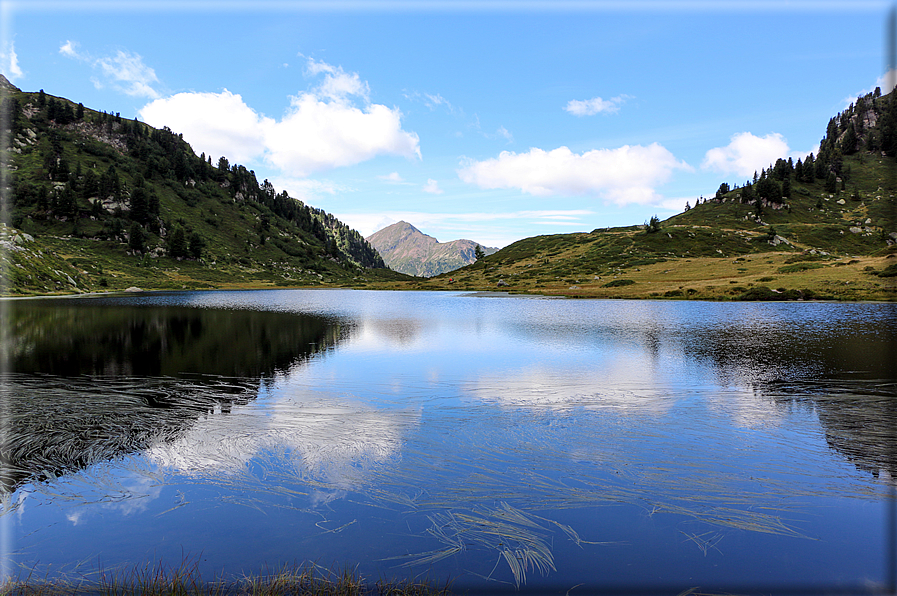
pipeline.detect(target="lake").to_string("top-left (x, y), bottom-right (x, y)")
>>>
top-left (1, 290), bottom-right (895, 594)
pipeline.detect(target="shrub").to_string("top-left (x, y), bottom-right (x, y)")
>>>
top-left (874, 263), bottom-right (897, 277)
top-left (603, 279), bottom-right (635, 287)
top-left (777, 263), bottom-right (824, 273)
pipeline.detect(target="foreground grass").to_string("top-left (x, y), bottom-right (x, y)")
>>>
top-left (1, 559), bottom-right (453, 596)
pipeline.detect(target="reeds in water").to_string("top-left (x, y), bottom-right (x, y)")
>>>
top-left (1, 558), bottom-right (453, 595)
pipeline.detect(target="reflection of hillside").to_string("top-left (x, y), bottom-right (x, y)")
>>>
top-left (501, 302), bottom-right (897, 482)
top-left (758, 381), bottom-right (897, 482)
top-left (682, 321), bottom-right (897, 481)
top-left (10, 299), bottom-right (350, 378)
top-left (2, 300), bottom-right (352, 493)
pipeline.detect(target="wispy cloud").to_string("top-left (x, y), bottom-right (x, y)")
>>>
top-left (378, 172), bottom-right (407, 183)
top-left (564, 95), bottom-right (628, 116)
top-left (59, 40), bottom-right (83, 59)
top-left (458, 144), bottom-right (690, 206)
top-left (1, 40), bottom-right (23, 82)
top-left (304, 56), bottom-right (370, 102)
top-left (59, 41), bottom-right (161, 99)
top-left (139, 57), bottom-right (421, 177)
top-left (423, 178), bottom-right (443, 194)
top-left (486, 125), bottom-right (514, 143)
top-left (403, 90), bottom-right (456, 113)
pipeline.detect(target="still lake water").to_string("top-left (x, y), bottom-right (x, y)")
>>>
top-left (1, 289), bottom-right (896, 594)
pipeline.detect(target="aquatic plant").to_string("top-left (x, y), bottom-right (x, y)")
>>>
top-left (0, 558), bottom-right (453, 595)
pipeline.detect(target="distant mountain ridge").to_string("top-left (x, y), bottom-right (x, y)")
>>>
top-left (366, 221), bottom-right (498, 277)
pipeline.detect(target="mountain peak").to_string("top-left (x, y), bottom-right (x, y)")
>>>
top-left (367, 222), bottom-right (496, 277)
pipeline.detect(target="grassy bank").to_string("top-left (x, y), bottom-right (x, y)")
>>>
top-left (415, 245), bottom-right (897, 301)
top-left (2, 559), bottom-right (453, 596)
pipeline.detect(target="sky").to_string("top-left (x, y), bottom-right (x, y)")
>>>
top-left (1, 0), bottom-right (894, 248)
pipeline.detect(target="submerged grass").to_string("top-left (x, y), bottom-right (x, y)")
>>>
top-left (389, 502), bottom-right (560, 588)
top-left (1, 559), bottom-right (453, 595)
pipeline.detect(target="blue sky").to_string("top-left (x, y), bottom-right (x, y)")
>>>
top-left (1, 1), bottom-right (893, 248)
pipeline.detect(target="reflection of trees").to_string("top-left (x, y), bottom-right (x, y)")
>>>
top-left (682, 322), bottom-right (897, 482)
top-left (758, 381), bottom-right (897, 481)
top-left (10, 300), bottom-right (350, 378)
top-left (1, 301), bottom-right (352, 493)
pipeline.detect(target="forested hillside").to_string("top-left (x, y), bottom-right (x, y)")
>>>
top-left (0, 75), bottom-right (404, 295)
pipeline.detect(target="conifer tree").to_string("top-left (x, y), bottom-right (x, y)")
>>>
top-left (168, 224), bottom-right (189, 259)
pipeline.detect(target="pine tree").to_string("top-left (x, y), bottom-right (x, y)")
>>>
top-left (128, 222), bottom-right (146, 253)
top-left (189, 231), bottom-right (205, 259)
top-left (168, 224), bottom-right (189, 259)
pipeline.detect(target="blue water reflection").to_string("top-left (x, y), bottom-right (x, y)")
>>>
top-left (2, 290), bottom-right (895, 594)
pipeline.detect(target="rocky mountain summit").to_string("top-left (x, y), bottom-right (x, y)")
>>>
top-left (366, 221), bottom-right (497, 277)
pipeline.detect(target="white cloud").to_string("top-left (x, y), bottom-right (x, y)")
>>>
top-left (885, 68), bottom-right (897, 95)
top-left (702, 132), bottom-right (792, 178)
top-left (458, 144), bottom-right (689, 206)
top-left (564, 95), bottom-right (627, 116)
top-left (423, 178), bottom-right (443, 194)
top-left (140, 90), bottom-right (273, 163)
top-left (270, 176), bottom-right (352, 203)
top-left (265, 93), bottom-right (420, 176)
top-left (59, 40), bottom-right (81, 59)
top-left (305, 57), bottom-right (370, 102)
top-left (379, 172), bottom-right (405, 183)
top-left (139, 59), bottom-right (421, 177)
top-left (659, 196), bottom-right (697, 212)
top-left (1, 40), bottom-right (23, 82)
top-left (850, 68), bottom-right (897, 103)
top-left (59, 42), bottom-right (160, 99)
top-left (96, 50), bottom-right (161, 98)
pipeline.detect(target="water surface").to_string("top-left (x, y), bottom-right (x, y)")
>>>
top-left (2, 290), bottom-right (895, 594)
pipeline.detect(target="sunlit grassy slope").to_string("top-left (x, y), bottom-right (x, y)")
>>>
top-left (414, 148), bottom-right (896, 301)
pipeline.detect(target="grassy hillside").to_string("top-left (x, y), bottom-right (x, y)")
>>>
top-left (1, 78), bottom-right (894, 300)
top-left (0, 76), bottom-right (413, 295)
top-left (414, 89), bottom-right (897, 301)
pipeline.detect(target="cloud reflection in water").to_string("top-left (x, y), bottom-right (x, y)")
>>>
top-left (146, 375), bottom-right (419, 491)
